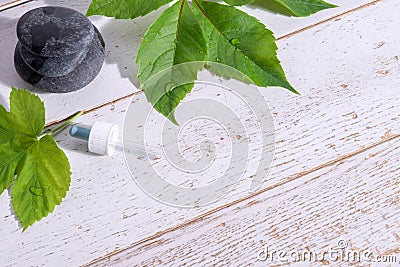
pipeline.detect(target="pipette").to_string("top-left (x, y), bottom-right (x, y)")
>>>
top-left (69, 121), bottom-right (160, 159)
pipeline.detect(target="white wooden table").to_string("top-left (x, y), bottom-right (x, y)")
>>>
top-left (1, 0), bottom-right (399, 266)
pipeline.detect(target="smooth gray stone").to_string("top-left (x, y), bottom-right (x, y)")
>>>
top-left (19, 42), bottom-right (90, 77)
top-left (17, 6), bottom-right (94, 57)
top-left (14, 28), bottom-right (105, 93)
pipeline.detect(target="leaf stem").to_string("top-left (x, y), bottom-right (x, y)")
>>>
top-left (40, 111), bottom-right (83, 139)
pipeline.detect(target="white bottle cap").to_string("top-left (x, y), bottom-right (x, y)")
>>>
top-left (88, 121), bottom-right (119, 156)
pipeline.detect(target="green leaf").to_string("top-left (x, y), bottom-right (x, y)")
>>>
top-left (193, 0), bottom-right (296, 93)
top-left (86, 0), bottom-right (174, 19)
top-left (12, 135), bottom-right (71, 231)
top-left (0, 88), bottom-right (71, 230)
top-left (253, 0), bottom-right (337, 17)
top-left (223, 0), bottom-right (255, 6)
top-left (137, 0), bottom-right (207, 123)
top-left (86, 0), bottom-right (338, 121)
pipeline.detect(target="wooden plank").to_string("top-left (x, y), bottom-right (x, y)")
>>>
top-left (0, 0), bottom-right (29, 11)
top-left (0, 0), bottom-right (378, 125)
top-left (91, 139), bottom-right (400, 266)
top-left (0, 0), bottom-right (399, 266)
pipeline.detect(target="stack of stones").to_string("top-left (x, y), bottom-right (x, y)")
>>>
top-left (14, 6), bottom-right (105, 93)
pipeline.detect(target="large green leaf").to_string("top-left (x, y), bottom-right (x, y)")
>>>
top-left (253, 0), bottom-right (337, 17)
top-left (137, 0), bottom-right (207, 123)
top-left (0, 88), bottom-right (71, 230)
top-left (86, 0), bottom-right (174, 19)
top-left (193, 0), bottom-right (296, 92)
top-left (12, 135), bottom-right (71, 231)
top-left (86, 0), bottom-right (337, 121)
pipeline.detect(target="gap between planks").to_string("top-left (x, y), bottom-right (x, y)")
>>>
top-left (41, 0), bottom-right (383, 128)
top-left (0, 0), bottom-right (31, 11)
top-left (276, 0), bottom-right (382, 40)
top-left (85, 132), bottom-right (400, 266)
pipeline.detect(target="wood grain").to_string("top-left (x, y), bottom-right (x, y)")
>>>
top-left (0, 0), bottom-right (398, 266)
top-left (91, 139), bottom-right (400, 266)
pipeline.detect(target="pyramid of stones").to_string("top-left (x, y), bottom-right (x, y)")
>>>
top-left (14, 6), bottom-right (105, 93)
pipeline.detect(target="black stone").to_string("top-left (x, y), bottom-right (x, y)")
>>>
top-left (17, 6), bottom-right (94, 57)
top-left (19, 42), bottom-right (90, 77)
top-left (14, 27), bottom-right (105, 93)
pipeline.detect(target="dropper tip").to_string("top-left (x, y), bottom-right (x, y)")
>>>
top-left (69, 125), bottom-right (91, 141)
top-left (69, 125), bottom-right (78, 136)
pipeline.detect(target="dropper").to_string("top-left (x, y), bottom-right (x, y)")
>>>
top-left (69, 121), bottom-right (160, 159)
